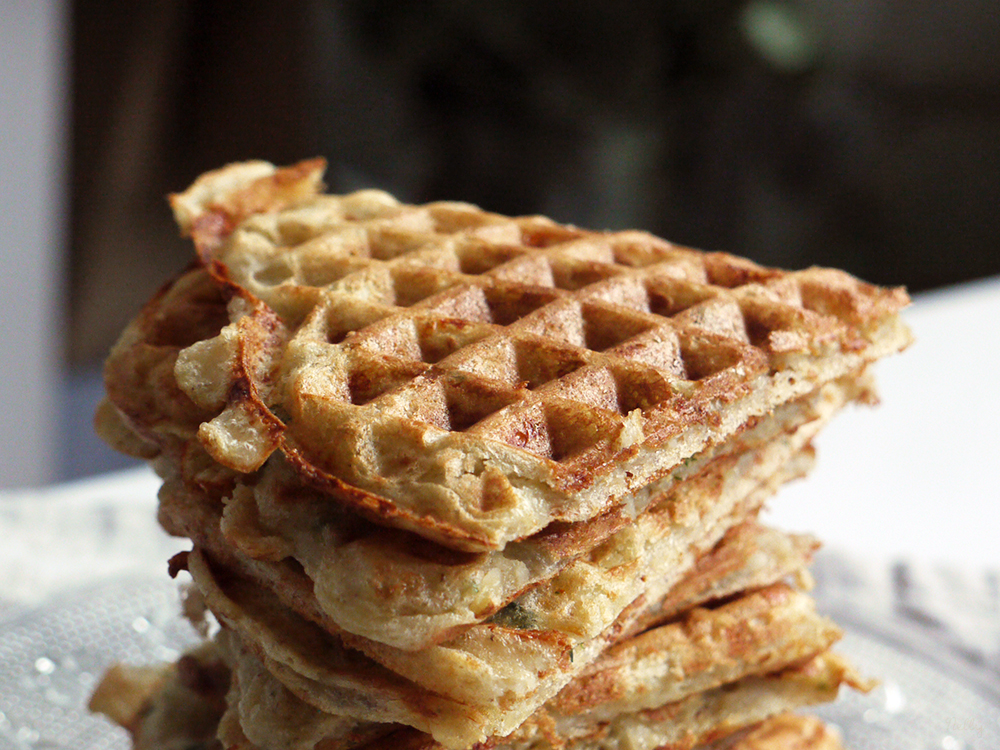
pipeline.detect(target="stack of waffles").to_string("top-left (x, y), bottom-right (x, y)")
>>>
top-left (89, 159), bottom-right (911, 750)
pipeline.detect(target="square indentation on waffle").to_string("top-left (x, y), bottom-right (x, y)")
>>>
top-left (467, 398), bottom-right (625, 467)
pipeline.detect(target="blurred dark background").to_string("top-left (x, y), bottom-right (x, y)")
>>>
top-left (62, 0), bottom-right (999, 477)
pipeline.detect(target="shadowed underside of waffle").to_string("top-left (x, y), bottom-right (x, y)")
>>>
top-left (100, 159), bottom-right (911, 552)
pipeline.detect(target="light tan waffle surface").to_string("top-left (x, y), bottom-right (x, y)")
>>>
top-left (101, 159), bottom-right (911, 552)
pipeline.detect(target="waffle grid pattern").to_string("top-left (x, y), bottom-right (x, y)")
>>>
top-left (213, 193), bottom-right (887, 476)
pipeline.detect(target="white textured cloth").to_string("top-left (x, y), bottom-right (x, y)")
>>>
top-left (0, 467), bottom-right (180, 622)
top-left (811, 550), bottom-right (1000, 686)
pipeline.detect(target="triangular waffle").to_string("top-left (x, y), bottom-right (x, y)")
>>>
top-left (101, 159), bottom-right (910, 554)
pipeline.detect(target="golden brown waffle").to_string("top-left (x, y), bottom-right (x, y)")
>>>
top-left (161, 433), bottom-right (817, 727)
top-left (527, 582), bottom-right (843, 721)
top-left (91, 629), bottom-right (846, 750)
top-left (484, 651), bottom-right (860, 750)
top-left (100, 159), bottom-right (911, 553)
top-left (155, 364), bottom-right (831, 745)
top-left (90, 570), bottom-right (847, 750)
top-left (90, 159), bottom-right (905, 750)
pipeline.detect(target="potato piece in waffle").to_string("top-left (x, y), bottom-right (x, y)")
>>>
top-left (100, 159), bottom-right (910, 552)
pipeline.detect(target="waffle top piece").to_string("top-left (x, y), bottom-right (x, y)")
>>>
top-left (116, 159), bottom-right (910, 551)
